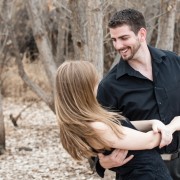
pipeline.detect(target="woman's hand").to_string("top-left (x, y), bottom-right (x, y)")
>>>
top-left (152, 120), bottom-right (173, 148)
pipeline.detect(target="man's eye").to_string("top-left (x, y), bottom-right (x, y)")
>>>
top-left (122, 37), bottom-right (128, 40)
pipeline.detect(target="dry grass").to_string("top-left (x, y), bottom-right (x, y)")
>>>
top-left (1, 55), bottom-right (51, 101)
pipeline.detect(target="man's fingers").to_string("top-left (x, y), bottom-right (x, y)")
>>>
top-left (98, 149), bottom-right (133, 169)
top-left (113, 149), bottom-right (133, 166)
top-left (98, 153), bottom-right (104, 159)
top-left (111, 149), bottom-right (125, 158)
top-left (122, 155), bottom-right (134, 165)
top-left (120, 149), bottom-right (128, 157)
top-left (111, 149), bottom-right (128, 162)
top-left (152, 124), bottom-right (158, 133)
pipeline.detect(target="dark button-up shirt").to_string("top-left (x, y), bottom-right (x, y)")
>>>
top-left (96, 46), bottom-right (180, 177)
top-left (98, 46), bottom-right (180, 124)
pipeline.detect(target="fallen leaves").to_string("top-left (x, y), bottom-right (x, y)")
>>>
top-left (1, 98), bottom-right (104, 180)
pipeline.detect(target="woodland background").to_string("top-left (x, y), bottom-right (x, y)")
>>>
top-left (0, 0), bottom-right (180, 179)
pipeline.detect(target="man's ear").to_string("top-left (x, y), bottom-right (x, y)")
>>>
top-left (138, 28), bottom-right (147, 42)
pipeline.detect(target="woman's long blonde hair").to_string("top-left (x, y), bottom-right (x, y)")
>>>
top-left (55, 61), bottom-right (125, 160)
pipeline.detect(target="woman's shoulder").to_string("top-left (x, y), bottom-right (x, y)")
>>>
top-left (89, 121), bottom-right (110, 131)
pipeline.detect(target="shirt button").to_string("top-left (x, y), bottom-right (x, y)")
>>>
top-left (158, 102), bottom-right (161, 105)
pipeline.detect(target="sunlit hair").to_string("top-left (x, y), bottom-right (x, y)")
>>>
top-left (55, 60), bottom-right (125, 160)
top-left (108, 8), bottom-right (146, 34)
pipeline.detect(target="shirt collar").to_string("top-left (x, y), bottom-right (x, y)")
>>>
top-left (148, 45), bottom-right (166, 63)
top-left (116, 45), bottom-right (167, 79)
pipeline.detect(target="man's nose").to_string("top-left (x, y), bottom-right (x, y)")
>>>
top-left (114, 40), bottom-right (123, 50)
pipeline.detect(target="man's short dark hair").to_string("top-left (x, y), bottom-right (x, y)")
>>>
top-left (108, 8), bottom-right (146, 34)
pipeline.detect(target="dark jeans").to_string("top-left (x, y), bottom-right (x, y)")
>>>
top-left (115, 158), bottom-right (180, 180)
top-left (165, 158), bottom-right (180, 180)
top-left (165, 131), bottom-right (180, 180)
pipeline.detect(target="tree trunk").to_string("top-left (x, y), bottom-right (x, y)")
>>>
top-left (69, 0), bottom-right (104, 78)
top-left (0, 89), bottom-right (5, 155)
top-left (177, 1), bottom-right (180, 54)
top-left (0, 50), bottom-right (5, 155)
top-left (86, 0), bottom-right (104, 79)
top-left (143, 0), bottom-right (160, 44)
top-left (56, 0), bottom-right (70, 66)
top-left (26, 0), bottom-right (57, 91)
top-left (1, 0), bottom-right (56, 112)
top-left (68, 0), bottom-right (88, 60)
top-left (155, 0), bottom-right (177, 50)
top-left (0, 0), bottom-right (13, 156)
top-left (9, 25), bottom-right (55, 112)
top-left (174, 10), bottom-right (180, 54)
top-left (174, 20), bottom-right (180, 54)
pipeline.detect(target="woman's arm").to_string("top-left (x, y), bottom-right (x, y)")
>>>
top-left (90, 122), bottom-right (162, 150)
top-left (131, 119), bottom-right (161, 132)
top-left (131, 120), bottom-right (173, 148)
top-left (132, 117), bottom-right (180, 133)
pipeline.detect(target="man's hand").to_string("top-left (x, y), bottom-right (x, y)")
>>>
top-left (98, 149), bottom-right (134, 169)
top-left (152, 120), bottom-right (173, 148)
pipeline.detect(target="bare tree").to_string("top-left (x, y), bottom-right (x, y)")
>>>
top-left (174, 1), bottom-right (180, 54)
top-left (0, 0), bottom-right (56, 113)
top-left (177, 20), bottom-right (180, 54)
top-left (86, 0), bottom-right (104, 78)
top-left (143, 0), bottom-right (160, 44)
top-left (156, 0), bottom-right (177, 50)
top-left (26, 0), bottom-right (57, 89)
top-left (0, 88), bottom-right (5, 155)
top-left (69, 0), bottom-right (104, 78)
top-left (0, 0), bottom-right (11, 155)
top-left (0, 40), bottom-right (7, 155)
top-left (5, 0), bottom-right (59, 112)
top-left (56, 0), bottom-right (71, 66)
top-left (69, 0), bottom-right (88, 60)
top-left (0, 56), bottom-right (6, 154)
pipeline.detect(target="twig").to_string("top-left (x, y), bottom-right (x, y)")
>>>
top-left (10, 101), bottom-right (36, 127)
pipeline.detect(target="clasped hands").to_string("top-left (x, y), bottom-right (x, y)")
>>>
top-left (98, 120), bottom-right (173, 169)
top-left (152, 120), bottom-right (173, 148)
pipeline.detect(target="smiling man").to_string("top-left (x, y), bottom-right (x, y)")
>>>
top-left (96, 8), bottom-right (180, 180)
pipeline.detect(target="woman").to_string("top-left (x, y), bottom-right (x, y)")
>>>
top-left (55, 60), bottom-right (179, 180)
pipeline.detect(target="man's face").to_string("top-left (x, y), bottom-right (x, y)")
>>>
top-left (110, 25), bottom-right (141, 61)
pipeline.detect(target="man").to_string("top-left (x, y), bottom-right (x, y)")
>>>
top-left (96, 8), bottom-right (180, 180)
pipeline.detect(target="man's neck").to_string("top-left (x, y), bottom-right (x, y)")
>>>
top-left (128, 45), bottom-right (153, 80)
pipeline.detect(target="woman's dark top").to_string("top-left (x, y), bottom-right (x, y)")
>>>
top-left (103, 119), bottom-right (173, 180)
